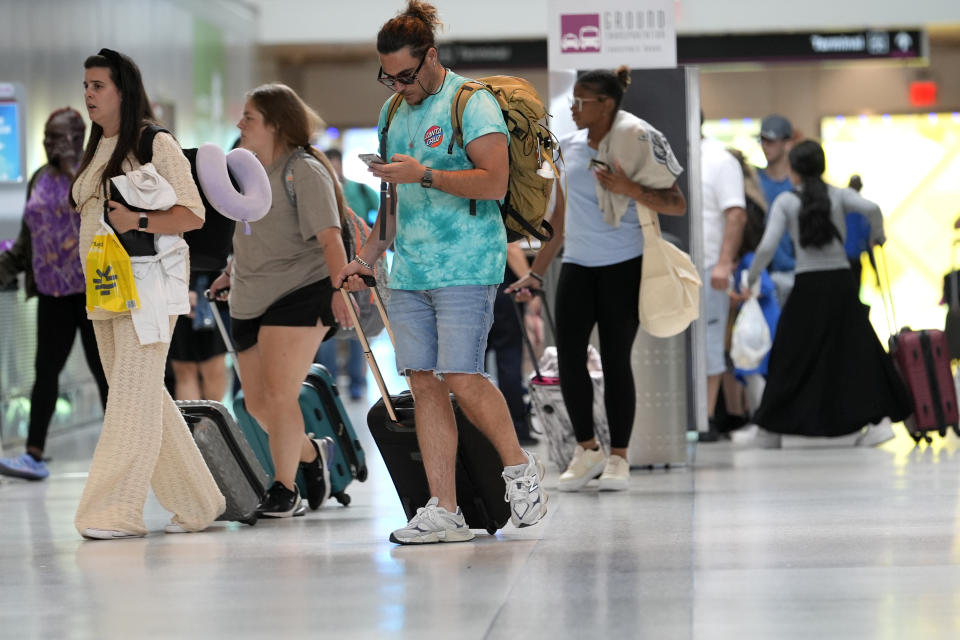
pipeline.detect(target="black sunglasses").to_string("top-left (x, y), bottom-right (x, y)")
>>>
top-left (377, 51), bottom-right (428, 89)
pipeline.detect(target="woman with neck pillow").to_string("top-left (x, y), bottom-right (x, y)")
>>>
top-left (208, 84), bottom-right (352, 518)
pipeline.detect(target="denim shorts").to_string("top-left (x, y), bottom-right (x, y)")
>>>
top-left (387, 285), bottom-right (498, 378)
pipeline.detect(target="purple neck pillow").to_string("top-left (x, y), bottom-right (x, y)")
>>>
top-left (195, 144), bottom-right (271, 234)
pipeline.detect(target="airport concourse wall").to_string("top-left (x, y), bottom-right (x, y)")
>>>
top-left (0, 0), bottom-right (256, 446)
top-left (0, 0), bottom-right (257, 203)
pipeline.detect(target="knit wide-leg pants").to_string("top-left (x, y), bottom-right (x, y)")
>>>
top-left (75, 313), bottom-right (225, 536)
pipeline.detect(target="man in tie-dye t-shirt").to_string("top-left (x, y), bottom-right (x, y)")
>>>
top-left (337, 1), bottom-right (548, 545)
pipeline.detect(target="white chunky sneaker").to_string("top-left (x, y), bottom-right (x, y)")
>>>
top-left (557, 445), bottom-right (606, 492)
top-left (81, 528), bottom-right (144, 540)
top-left (502, 451), bottom-right (548, 528)
top-left (855, 417), bottom-right (895, 447)
top-left (598, 454), bottom-right (630, 491)
top-left (389, 497), bottom-right (475, 545)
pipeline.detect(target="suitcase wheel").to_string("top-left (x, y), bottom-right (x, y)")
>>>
top-left (954, 425), bottom-right (960, 437)
top-left (486, 525), bottom-right (497, 535)
top-left (333, 491), bottom-right (351, 506)
top-left (910, 432), bottom-right (923, 444)
top-left (357, 464), bottom-right (369, 482)
top-left (924, 435), bottom-right (933, 444)
top-left (939, 428), bottom-right (947, 438)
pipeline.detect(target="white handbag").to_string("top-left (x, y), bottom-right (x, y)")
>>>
top-left (637, 206), bottom-right (702, 338)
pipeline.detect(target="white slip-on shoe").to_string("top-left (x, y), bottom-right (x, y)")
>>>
top-left (81, 528), bottom-right (144, 540)
top-left (557, 445), bottom-right (607, 492)
top-left (731, 424), bottom-right (782, 449)
top-left (598, 454), bottom-right (630, 491)
top-left (855, 417), bottom-right (895, 447)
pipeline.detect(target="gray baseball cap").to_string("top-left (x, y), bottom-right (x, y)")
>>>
top-left (760, 115), bottom-right (793, 140)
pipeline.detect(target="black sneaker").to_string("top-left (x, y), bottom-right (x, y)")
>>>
top-left (257, 481), bottom-right (306, 518)
top-left (300, 437), bottom-right (334, 510)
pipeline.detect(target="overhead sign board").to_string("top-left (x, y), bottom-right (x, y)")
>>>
top-left (677, 29), bottom-right (925, 64)
top-left (547, 0), bottom-right (677, 70)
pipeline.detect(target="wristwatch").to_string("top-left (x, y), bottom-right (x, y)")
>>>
top-left (137, 213), bottom-right (149, 230)
top-left (420, 167), bottom-right (433, 189)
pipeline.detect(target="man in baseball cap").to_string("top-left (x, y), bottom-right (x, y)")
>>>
top-left (755, 114), bottom-right (796, 306)
top-left (759, 114), bottom-right (793, 141)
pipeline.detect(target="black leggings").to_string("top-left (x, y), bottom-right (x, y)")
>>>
top-left (28, 293), bottom-right (108, 452)
top-left (555, 257), bottom-right (642, 449)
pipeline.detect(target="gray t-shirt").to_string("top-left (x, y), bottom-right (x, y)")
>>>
top-left (230, 150), bottom-right (340, 319)
top-left (748, 184), bottom-right (884, 286)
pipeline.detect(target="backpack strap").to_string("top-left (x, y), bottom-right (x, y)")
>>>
top-left (447, 81), bottom-right (485, 155)
top-left (376, 94), bottom-right (405, 241)
top-left (284, 148), bottom-right (356, 256)
top-left (448, 81), bottom-right (489, 216)
top-left (281, 148), bottom-right (311, 208)
top-left (137, 124), bottom-right (169, 165)
top-left (380, 94), bottom-right (405, 160)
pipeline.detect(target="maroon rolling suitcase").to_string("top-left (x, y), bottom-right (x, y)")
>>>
top-left (889, 329), bottom-right (959, 442)
top-left (879, 247), bottom-right (959, 443)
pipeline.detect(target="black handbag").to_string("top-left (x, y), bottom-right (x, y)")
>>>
top-left (104, 184), bottom-right (156, 256)
top-left (103, 126), bottom-right (181, 257)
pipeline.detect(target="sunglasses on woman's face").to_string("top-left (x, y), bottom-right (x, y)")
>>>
top-left (568, 95), bottom-right (607, 111)
top-left (377, 52), bottom-right (428, 89)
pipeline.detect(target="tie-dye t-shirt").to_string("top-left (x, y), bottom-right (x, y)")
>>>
top-left (23, 169), bottom-right (85, 297)
top-left (377, 71), bottom-right (508, 290)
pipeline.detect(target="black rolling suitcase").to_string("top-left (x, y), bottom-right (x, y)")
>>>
top-left (177, 400), bottom-right (270, 525)
top-left (342, 281), bottom-right (510, 535)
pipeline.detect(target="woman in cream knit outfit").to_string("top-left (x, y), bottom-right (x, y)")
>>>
top-left (71, 49), bottom-right (224, 539)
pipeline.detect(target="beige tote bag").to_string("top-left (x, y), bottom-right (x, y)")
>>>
top-left (637, 205), bottom-right (702, 337)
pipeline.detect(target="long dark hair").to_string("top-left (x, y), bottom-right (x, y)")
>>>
top-left (70, 48), bottom-right (157, 206)
top-left (247, 83), bottom-right (346, 224)
top-left (576, 65), bottom-right (632, 111)
top-left (377, 0), bottom-right (442, 56)
top-left (789, 140), bottom-right (834, 249)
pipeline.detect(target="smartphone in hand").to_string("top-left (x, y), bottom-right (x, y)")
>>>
top-left (359, 153), bottom-right (386, 167)
top-left (588, 158), bottom-right (610, 172)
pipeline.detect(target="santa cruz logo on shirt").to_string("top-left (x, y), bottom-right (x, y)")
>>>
top-left (424, 125), bottom-right (444, 148)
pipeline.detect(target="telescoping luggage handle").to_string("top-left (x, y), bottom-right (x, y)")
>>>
top-left (203, 288), bottom-right (242, 377)
top-left (340, 276), bottom-right (399, 423)
top-left (875, 244), bottom-right (899, 340)
top-left (509, 288), bottom-right (557, 382)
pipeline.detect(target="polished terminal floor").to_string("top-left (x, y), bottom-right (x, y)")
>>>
top-left (2, 378), bottom-right (960, 639)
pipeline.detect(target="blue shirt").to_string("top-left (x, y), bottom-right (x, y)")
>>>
top-left (377, 71), bottom-right (508, 290)
top-left (560, 129), bottom-right (644, 267)
top-left (757, 169), bottom-right (796, 272)
top-left (844, 212), bottom-right (870, 259)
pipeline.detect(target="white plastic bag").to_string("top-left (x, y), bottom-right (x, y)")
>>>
top-left (730, 297), bottom-right (772, 370)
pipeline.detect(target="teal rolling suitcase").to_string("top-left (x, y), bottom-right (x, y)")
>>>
top-left (233, 364), bottom-right (368, 506)
top-left (205, 290), bottom-right (367, 507)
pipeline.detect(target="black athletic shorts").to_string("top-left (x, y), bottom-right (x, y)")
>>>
top-left (231, 279), bottom-right (337, 352)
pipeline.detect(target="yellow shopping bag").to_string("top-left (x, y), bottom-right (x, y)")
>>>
top-left (85, 219), bottom-right (140, 313)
